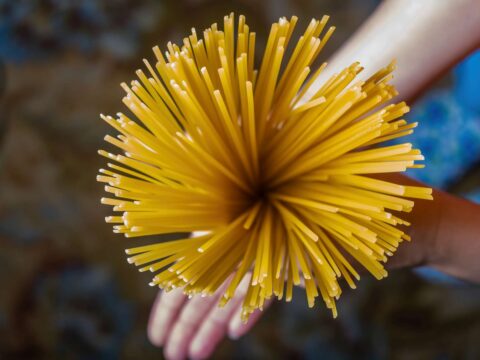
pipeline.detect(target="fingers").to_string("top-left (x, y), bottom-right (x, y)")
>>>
top-left (148, 287), bottom-right (187, 347)
top-left (189, 274), bottom-right (251, 359)
top-left (163, 284), bottom-right (227, 360)
top-left (228, 298), bottom-right (273, 340)
top-left (149, 273), bottom-right (273, 360)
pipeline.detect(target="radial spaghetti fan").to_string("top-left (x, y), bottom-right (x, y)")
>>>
top-left (98, 14), bottom-right (432, 320)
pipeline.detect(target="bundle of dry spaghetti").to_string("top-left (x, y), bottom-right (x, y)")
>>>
top-left (98, 14), bottom-right (432, 320)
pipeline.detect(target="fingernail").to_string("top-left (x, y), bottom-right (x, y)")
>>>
top-left (228, 331), bottom-right (240, 340)
top-left (189, 342), bottom-right (209, 360)
top-left (147, 326), bottom-right (164, 347)
top-left (228, 323), bottom-right (242, 340)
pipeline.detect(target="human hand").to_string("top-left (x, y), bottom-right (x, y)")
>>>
top-left (147, 273), bottom-right (273, 360)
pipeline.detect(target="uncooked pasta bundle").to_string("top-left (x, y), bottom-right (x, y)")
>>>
top-left (98, 14), bottom-right (432, 320)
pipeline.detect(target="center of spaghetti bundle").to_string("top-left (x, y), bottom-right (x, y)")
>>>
top-left (98, 13), bottom-right (432, 320)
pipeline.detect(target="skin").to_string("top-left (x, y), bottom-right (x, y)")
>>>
top-left (148, 0), bottom-right (480, 358)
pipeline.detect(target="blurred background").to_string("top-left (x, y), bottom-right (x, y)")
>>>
top-left (0, 0), bottom-right (480, 359)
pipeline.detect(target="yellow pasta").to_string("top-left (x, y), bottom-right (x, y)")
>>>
top-left (98, 13), bottom-right (432, 320)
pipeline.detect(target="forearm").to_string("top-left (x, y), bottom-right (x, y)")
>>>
top-left (385, 175), bottom-right (480, 283)
top-left (430, 190), bottom-right (480, 283)
top-left (306, 0), bottom-right (480, 102)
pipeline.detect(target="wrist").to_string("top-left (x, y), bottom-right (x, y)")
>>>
top-left (428, 192), bottom-right (480, 283)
